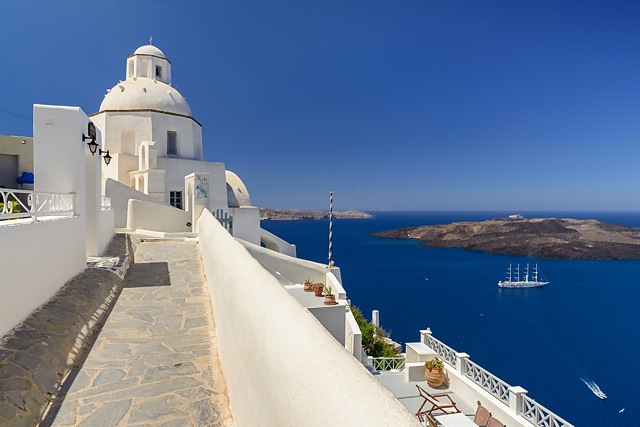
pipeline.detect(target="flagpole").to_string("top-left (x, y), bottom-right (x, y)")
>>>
top-left (328, 191), bottom-right (333, 267)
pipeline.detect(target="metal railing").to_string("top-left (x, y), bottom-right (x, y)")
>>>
top-left (214, 208), bottom-right (233, 235)
top-left (464, 359), bottom-right (510, 405)
top-left (101, 196), bottom-right (111, 210)
top-left (0, 188), bottom-right (75, 221)
top-left (522, 395), bottom-right (573, 427)
top-left (370, 356), bottom-right (406, 371)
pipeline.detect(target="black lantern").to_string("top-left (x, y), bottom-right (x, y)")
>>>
top-left (83, 122), bottom-right (99, 154)
top-left (100, 149), bottom-right (112, 166)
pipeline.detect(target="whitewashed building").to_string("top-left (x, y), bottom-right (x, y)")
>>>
top-left (90, 43), bottom-right (261, 243)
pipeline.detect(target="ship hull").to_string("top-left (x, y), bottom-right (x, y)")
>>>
top-left (498, 281), bottom-right (548, 288)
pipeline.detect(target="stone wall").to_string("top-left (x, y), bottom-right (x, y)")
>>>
top-left (0, 234), bottom-right (135, 426)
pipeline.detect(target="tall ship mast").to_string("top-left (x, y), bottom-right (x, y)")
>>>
top-left (498, 263), bottom-right (549, 288)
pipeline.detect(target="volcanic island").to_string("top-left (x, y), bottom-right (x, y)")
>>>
top-left (371, 217), bottom-right (640, 259)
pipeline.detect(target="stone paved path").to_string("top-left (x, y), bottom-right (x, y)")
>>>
top-left (48, 240), bottom-right (234, 427)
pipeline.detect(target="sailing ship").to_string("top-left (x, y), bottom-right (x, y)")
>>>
top-left (498, 263), bottom-right (549, 288)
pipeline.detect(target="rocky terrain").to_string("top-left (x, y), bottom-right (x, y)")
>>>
top-left (260, 208), bottom-right (373, 220)
top-left (371, 217), bottom-right (640, 259)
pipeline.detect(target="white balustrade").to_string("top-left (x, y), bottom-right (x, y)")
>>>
top-left (464, 359), bottom-right (510, 405)
top-left (0, 188), bottom-right (75, 221)
top-left (522, 394), bottom-right (573, 427)
top-left (423, 328), bottom-right (574, 427)
top-left (422, 329), bottom-right (457, 367)
top-left (370, 356), bottom-right (406, 371)
top-left (101, 196), bottom-right (112, 210)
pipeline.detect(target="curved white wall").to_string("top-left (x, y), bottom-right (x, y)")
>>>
top-left (259, 227), bottom-right (296, 257)
top-left (127, 199), bottom-right (191, 232)
top-left (197, 209), bottom-right (420, 427)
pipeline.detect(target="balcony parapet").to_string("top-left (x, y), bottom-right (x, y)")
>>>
top-left (101, 196), bottom-right (112, 211)
top-left (424, 330), bottom-right (574, 427)
top-left (0, 188), bottom-right (75, 222)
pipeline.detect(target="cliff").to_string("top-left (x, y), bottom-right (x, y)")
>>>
top-left (260, 208), bottom-right (373, 220)
top-left (371, 217), bottom-right (640, 259)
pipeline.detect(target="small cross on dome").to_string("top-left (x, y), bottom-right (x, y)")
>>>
top-left (149, 36), bottom-right (153, 45)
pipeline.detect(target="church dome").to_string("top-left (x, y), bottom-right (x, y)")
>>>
top-left (226, 170), bottom-right (252, 207)
top-left (98, 44), bottom-right (194, 117)
top-left (99, 78), bottom-right (192, 116)
top-left (132, 45), bottom-right (166, 59)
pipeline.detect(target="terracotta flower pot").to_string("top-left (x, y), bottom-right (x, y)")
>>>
top-left (324, 294), bottom-right (336, 305)
top-left (425, 368), bottom-right (445, 388)
top-left (303, 283), bottom-right (313, 292)
top-left (313, 283), bottom-right (324, 297)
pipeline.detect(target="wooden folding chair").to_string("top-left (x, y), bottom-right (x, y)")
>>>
top-left (474, 401), bottom-right (491, 426)
top-left (486, 415), bottom-right (506, 427)
top-left (415, 385), bottom-right (460, 422)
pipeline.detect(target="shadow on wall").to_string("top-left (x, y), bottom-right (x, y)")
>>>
top-left (123, 262), bottom-right (171, 288)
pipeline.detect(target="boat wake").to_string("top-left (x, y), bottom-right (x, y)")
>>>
top-left (581, 378), bottom-right (607, 399)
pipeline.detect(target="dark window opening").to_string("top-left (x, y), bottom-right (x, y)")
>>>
top-left (170, 191), bottom-right (183, 210)
top-left (167, 131), bottom-right (177, 156)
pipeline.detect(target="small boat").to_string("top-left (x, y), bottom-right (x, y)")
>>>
top-left (498, 263), bottom-right (549, 288)
top-left (582, 379), bottom-right (607, 399)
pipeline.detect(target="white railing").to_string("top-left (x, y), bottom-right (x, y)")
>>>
top-left (423, 331), bottom-right (457, 367)
top-left (0, 188), bottom-right (75, 221)
top-left (421, 328), bottom-right (573, 427)
top-left (464, 359), bottom-right (510, 405)
top-left (522, 395), bottom-right (573, 427)
top-left (101, 196), bottom-right (111, 210)
top-left (370, 356), bottom-right (406, 371)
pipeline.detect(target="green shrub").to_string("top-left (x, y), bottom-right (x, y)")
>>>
top-left (0, 200), bottom-right (21, 213)
top-left (351, 306), bottom-right (398, 357)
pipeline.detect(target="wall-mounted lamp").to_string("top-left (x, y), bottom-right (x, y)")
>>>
top-left (100, 149), bottom-right (112, 166)
top-left (83, 122), bottom-right (98, 154)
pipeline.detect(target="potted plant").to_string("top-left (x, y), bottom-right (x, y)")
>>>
top-left (303, 278), bottom-right (314, 292)
top-left (323, 285), bottom-right (336, 305)
top-left (425, 357), bottom-right (446, 388)
top-left (313, 282), bottom-right (324, 297)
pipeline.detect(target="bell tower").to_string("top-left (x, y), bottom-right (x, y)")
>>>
top-left (126, 41), bottom-right (172, 84)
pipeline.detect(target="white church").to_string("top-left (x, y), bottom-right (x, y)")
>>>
top-left (92, 43), bottom-right (275, 247)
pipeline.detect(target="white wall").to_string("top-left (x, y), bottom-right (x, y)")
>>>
top-left (238, 239), bottom-right (332, 285)
top-left (0, 217), bottom-right (85, 336)
top-left (157, 157), bottom-right (227, 210)
top-left (197, 209), bottom-right (420, 427)
top-left (228, 206), bottom-right (260, 245)
top-left (127, 199), bottom-right (191, 233)
top-left (0, 104), bottom-right (114, 335)
top-left (259, 226), bottom-right (297, 257)
top-left (105, 178), bottom-right (169, 228)
top-left (98, 208), bottom-right (115, 254)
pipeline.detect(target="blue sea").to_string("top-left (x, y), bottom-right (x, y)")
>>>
top-left (261, 211), bottom-right (640, 427)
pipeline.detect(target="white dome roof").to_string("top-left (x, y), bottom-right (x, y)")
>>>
top-left (133, 45), bottom-right (166, 58)
top-left (99, 78), bottom-right (192, 116)
top-left (226, 170), bottom-right (252, 207)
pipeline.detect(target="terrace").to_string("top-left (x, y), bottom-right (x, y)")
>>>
top-left (371, 329), bottom-right (574, 427)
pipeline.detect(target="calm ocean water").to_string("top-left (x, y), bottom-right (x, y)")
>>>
top-left (261, 211), bottom-right (640, 427)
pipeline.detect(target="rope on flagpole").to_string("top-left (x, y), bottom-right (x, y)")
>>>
top-left (328, 191), bottom-right (334, 267)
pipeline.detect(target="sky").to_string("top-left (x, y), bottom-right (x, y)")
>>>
top-left (1, 0), bottom-right (640, 211)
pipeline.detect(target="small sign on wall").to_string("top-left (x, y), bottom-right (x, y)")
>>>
top-left (195, 174), bottom-right (209, 205)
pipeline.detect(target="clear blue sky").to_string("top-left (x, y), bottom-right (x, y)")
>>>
top-left (1, 0), bottom-right (639, 211)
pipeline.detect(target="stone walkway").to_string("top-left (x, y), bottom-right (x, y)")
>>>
top-left (47, 240), bottom-right (234, 427)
